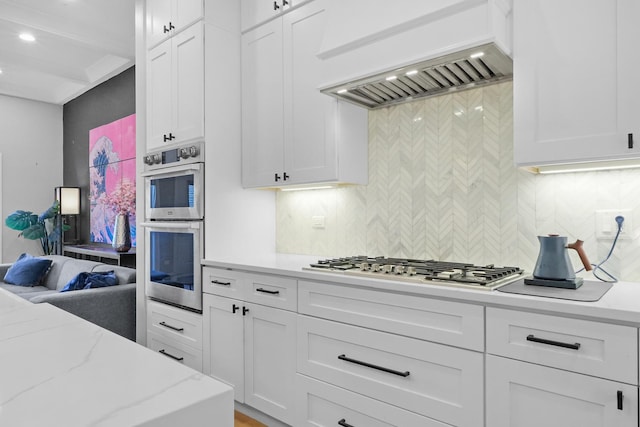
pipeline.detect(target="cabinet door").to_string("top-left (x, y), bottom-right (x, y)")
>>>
top-left (173, 0), bottom-right (203, 33)
top-left (282, 1), bottom-right (338, 185)
top-left (202, 294), bottom-right (245, 402)
top-left (244, 304), bottom-right (297, 425)
top-left (147, 39), bottom-right (173, 151)
top-left (486, 355), bottom-right (638, 427)
top-left (172, 22), bottom-right (204, 145)
top-left (241, 19), bottom-right (285, 188)
top-left (146, 0), bottom-right (172, 49)
top-left (514, 0), bottom-right (640, 166)
top-left (241, 0), bottom-right (285, 31)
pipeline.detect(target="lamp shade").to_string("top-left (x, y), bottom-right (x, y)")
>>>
top-left (55, 187), bottom-right (80, 215)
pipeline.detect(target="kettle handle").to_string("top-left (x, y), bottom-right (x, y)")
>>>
top-left (567, 240), bottom-right (592, 271)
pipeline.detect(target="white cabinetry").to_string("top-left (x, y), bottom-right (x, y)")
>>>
top-left (297, 280), bottom-right (484, 427)
top-left (146, 300), bottom-right (203, 371)
top-left (146, 0), bottom-right (203, 49)
top-left (514, 0), bottom-right (640, 167)
top-left (202, 267), bottom-right (297, 425)
top-left (486, 307), bottom-right (639, 426)
top-left (147, 22), bottom-right (204, 151)
top-left (241, 0), bottom-right (367, 188)
top-left (241, 0), bottom-right (314, 31)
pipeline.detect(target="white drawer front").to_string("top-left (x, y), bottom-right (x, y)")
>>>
top-left (486, 307), bottom-right (638, 384)
top-left (245, 273), bottom-right (297, 311)
top-left (202, 266), bottom-right (246, 299)
top-left (295, 374), bottom-right (449, 427)
top-left (147, 331), bottom-right (203, 372)
top-left (299, 280), bottom-right (484, 351)
top-left (297, 315), bottom-right (483, 427)
top-left (147, 300), bottom-right (203, 349)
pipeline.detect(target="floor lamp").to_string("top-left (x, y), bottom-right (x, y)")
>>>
top-left (54, 187), bottom-right (80, 255)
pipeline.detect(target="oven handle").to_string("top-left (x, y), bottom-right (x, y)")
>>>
top-left (140, 222), bottom-right (201, 229)
top-left (141, 162), bottom-right (202, 177)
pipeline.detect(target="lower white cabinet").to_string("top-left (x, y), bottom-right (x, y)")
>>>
top-left (486, 355), bottom-right (638, 427)
top-left (146, 300), bottom-right (203, 371)
top-left (295, 374), bottom-right (449, 427)
top-left (203, 293), bottom-right (297, 425)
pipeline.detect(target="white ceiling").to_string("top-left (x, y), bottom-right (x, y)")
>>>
top-left (0, 0), bottom-right (135, 105)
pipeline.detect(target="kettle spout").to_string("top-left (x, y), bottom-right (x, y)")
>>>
top-left (567, 240), bottom-right (592, 271)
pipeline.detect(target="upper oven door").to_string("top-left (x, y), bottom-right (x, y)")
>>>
top-left (143, 163), bottom-right (204, 220)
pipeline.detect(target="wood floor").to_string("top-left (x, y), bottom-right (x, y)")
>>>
top-left (234, 411), bottom-right (267, 427)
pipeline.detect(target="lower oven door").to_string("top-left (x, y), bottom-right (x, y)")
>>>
top-left (143, 221), bottom-right (203, 312)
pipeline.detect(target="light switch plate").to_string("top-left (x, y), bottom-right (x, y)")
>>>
top-left (595, 209), bottom-right (632, 240)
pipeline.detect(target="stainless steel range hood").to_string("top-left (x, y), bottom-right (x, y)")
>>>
top-left (321, 43), bottom-right (512, 110)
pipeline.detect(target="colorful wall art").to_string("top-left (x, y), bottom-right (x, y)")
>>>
top-left (89, 114), bottom-right (136, 247)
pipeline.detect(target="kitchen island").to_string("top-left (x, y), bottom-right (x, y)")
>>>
top-left (0, 288), bottom-right (233, 427)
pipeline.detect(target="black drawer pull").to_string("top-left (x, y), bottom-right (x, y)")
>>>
top-left (256, 287), bottom-right (280, 295)
top-left (526, 334), bottom-right (580, 350)
top-left (159, 349), bottom-right (184, 361)
top-left (338, 354), bottom-right (410, 377)
top-left (618, 390), bottom-right (623, 410)
top-left (629, 133), bottom-right (634, 149)
top-left (338, 419), bottom-right (354, 427)
top-left (159, 321), bottom-right (184, 332)
top-left (211, 279), bottom-right (231, 286)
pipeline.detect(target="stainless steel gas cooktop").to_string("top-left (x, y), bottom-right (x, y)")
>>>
top-left (304, 256), bottom-right (524, 290)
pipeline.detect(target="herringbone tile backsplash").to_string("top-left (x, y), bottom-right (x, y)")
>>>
top-left (276, 81), bottom-right (640, 281)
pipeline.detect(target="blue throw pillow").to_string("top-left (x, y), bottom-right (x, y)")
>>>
top-left (60, 271), bottom-right (119, 292)
top-left (4, 253), bottom-right (53, 286)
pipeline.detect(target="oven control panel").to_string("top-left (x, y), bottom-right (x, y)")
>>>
top-left (144, 142), bottom-right (204, 170)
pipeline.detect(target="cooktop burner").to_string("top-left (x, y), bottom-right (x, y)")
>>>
top-left (304, 256), bottom-right (524, 290)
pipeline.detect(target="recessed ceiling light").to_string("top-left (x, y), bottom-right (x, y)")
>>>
top-left (470, 52), bottom-right (484, 59)
top-left (386, 75), bottom-right (397, 81)
top-left (19, 33), bottom-right (36, 42)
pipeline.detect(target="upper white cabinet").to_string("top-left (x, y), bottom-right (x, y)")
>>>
top-left (241, 0), bottom-right (368, 188)
top-left (146, 0), bottom-right (203, 49)
top-left (241, 0), bottom-right (312, 31)
top-left (514, 0), bottom-right (640, 167)
top-left (147, 22), bottom-right (204, 151)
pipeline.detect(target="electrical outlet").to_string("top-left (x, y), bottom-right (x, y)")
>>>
top-left (312, 215), bottom-right (325, 229)
top-left (595, 209), bottom-right (632, 240)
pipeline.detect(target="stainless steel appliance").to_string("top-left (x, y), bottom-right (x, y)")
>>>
top-left (143, 221), bottom-right (203, 312)
top-left (142, 142), bottom-right (204, 220)
top-left (305, 256), bottom-right (524, 290)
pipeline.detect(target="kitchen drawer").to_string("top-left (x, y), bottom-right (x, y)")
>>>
top-left (486, 307), bottom-right (638, 384)
top-left (202, 266), bottom-right (246, 299)
top-left (147, 331), bottom-right (203, 372)
top-left (295, 374), bottom-right (449, 427)
top-left (297, 315), bottom-right (483, 427)
top-left (244, 273), bottom-right (297, 311)
top-left (298, 280), bottom-right (484, 351)
top-left (147, 300), bottom-right (203, 349)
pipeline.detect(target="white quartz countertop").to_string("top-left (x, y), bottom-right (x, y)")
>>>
top-left (0, 290), bottom-right (233, 427)
top-left (203, 253), bottom-right (640, 325)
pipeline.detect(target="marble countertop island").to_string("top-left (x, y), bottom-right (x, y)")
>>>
top-left (0, 289), bottom-right (233, 427)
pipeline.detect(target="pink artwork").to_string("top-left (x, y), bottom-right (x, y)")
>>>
top-left (89, 114), bottom-right (136, 246)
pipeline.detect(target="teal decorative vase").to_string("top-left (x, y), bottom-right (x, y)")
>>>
top-left (112, 213), bottom-right (131, 252)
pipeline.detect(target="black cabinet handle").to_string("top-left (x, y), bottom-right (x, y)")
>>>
top-left (338, 419), bottom-right (354, 427)
top-left (256, 287), bottom-right (280, 295)
top-left (275, 173), bottom-right (281, 182)
top-left (159, 349), bottom-right (184, 361)
top-left (273, 1), bottom-right (280, 10)
top-left (338, 354), bottom-right (410, 377)
top-left (232, 304), bottom-right (239, 314)
top-left (169, 22), bottom-right (175, 31)
top-left (242, 306), bottom-right (250, 316)
top-left (628, 133), bottom-right (634, 149)
top-left (618, 390), bottom-right (623, 410)
top-left (283, 172), bottom-right (289, 181)
top-left (526, 334), bottom-right (580, 350)
top-left (163, 24), bottom-right (170, 33)
top-left (211, 280), bottom-right (231, 286)
top-left (169, 132), bottom-right (175, 140)
top-left (159, 321), bottom-right (184, 332)
top-left (163, 134), bottom-right (170, 142)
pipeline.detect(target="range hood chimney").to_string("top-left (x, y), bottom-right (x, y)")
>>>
top-left (321, 43), bottom-right (512, 110)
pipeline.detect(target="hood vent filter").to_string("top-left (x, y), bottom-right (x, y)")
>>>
top-left (322, 43), bottom-right (512, 109)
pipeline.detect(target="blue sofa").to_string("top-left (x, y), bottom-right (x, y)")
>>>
top-left (0, 255), bottom-right (137, 340)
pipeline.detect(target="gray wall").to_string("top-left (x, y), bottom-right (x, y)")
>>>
top-left (63, 66), bottom-right (135, 243)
